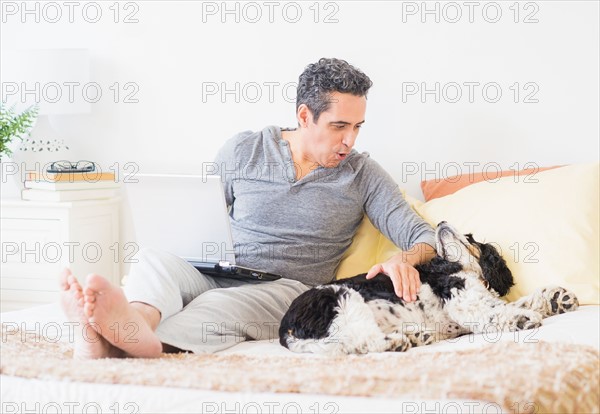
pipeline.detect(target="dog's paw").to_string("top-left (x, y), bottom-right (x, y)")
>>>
top-left (443, 322), bottom-right (469, 337)
top-left (507, 310), bottom-right (542, 331)
top-left (406, 330), bottom-right (436, 347)
top-left (515, 314), bottom-right (542, 330)
top-left (385, 332), bottom-right (412, 352)
top-left (541, 286), bottom-right (579, 316)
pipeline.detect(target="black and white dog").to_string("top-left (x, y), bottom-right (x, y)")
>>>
top-left (279, 221), bottom-right (579, 354)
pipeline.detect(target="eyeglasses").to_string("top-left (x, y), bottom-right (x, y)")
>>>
top-left (47, 160), bottom-right (96, 173)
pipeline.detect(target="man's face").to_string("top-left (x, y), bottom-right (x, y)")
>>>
top-left (301, 92), bottom-right (366, 168)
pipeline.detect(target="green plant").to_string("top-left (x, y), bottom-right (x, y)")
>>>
top-left (0, 103), bottom-right (39, 158)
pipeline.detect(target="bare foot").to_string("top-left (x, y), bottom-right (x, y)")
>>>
top-left (59, 268), bottom-right (122, 359)
top-left (83, 273), bottom-right (163, 358)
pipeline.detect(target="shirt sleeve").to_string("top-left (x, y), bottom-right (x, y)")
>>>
top-left (356, 156), bottom-right (436, 251)
top-left (212, 130), bottom-right (253, 207)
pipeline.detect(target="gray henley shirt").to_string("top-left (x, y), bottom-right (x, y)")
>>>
top-left (212, 125), bottom-right (436, 286)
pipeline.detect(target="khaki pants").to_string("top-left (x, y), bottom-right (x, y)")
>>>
top-left (123, 248), bottom-right (310, 353)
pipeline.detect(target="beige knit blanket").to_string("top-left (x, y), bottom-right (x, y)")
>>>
top-left (1, 324), bottom-right (598, 414)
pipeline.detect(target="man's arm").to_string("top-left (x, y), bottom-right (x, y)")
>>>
top-left (394, 242), bottom-right (437, 267)
top-left (213, 130), bottom-right (255, 206)
top-left (355, 156), bottom-right (437, 302)
top-left (366, 243), bottom-right (437, 302)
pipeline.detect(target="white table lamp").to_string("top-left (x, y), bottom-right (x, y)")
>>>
top-left (1, 49), bottom-right (91, 179)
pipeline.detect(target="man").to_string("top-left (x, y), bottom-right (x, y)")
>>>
top-left (59, 58), bottom-right (437, 358)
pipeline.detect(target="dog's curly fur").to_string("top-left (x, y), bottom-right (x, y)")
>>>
top-left (279, 221), bottom-right (579, 354)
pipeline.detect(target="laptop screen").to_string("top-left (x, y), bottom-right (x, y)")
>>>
top-left (124, 174), bottom-right (236, 264)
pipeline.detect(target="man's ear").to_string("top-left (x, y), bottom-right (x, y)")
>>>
top-left (297, 104), bottom-right (311, 128)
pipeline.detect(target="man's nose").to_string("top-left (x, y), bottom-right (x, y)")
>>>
top-left (342, 132), bottom-right (357, 149)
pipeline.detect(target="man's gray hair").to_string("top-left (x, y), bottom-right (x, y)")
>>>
top-left (296, 58), bottom-right (373, 123)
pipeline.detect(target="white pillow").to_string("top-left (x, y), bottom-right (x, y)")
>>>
top-left (417, 163), bottom-right (599, 305)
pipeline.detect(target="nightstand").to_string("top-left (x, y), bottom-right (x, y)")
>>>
top-left (1, 197), bottom-right (120, 312)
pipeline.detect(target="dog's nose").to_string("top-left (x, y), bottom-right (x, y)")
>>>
top-left (438, 221), bottom-right (447, 226)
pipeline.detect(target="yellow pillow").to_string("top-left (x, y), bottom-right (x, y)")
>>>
top-left (417, 163), bottom-right (599, 305)
top-left (335, 215), bottom-right (379, 279)
top-left (335, 191), bottom-right (422, 279)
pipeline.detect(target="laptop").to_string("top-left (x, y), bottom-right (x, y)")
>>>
top-left (125, 174), bottom-right (282, 281)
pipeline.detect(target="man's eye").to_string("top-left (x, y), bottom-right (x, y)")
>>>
top-left (355, 124), bottom-right (363, 129)
top-left (335, 125), bottom-right (345, 129)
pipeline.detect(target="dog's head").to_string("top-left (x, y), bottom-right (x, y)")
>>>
top-left (279, 286), bottom-right (341, 350)
top-left (435, 221), bottom-right (514, 296)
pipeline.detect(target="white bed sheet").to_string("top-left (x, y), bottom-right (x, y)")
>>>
top-left (1, 304), bottom-right (598, 414)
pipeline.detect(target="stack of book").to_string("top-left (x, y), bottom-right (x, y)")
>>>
top-left (22, 171), bottom-right (120, 202)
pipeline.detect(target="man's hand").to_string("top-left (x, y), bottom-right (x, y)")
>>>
top-left (365, 243), bottom-right (436, 302)
top-left (366, 259), bottom-right (421, 302)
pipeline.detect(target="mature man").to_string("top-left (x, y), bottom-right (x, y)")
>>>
top-left (60, 58), bottom-right (437, 358)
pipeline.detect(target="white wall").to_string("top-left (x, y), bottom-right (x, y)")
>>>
top-left (2, 1), bottom-right (599, 274)
top-left (2, 1), bottom-right (599, 197)
top-left (0, 1), bottom-right (600, 278)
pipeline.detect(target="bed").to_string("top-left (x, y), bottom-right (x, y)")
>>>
top-left (2, 163), bottom-right (599, 413)
top-left (1, 303), bottom-right (598, 413)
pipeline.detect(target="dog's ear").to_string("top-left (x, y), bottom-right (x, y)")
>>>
top-left (478, 243), bottom-right (514, 296)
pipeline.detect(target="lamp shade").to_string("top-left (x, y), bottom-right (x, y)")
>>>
top-left (1, 48), bottom-right (91, 115)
